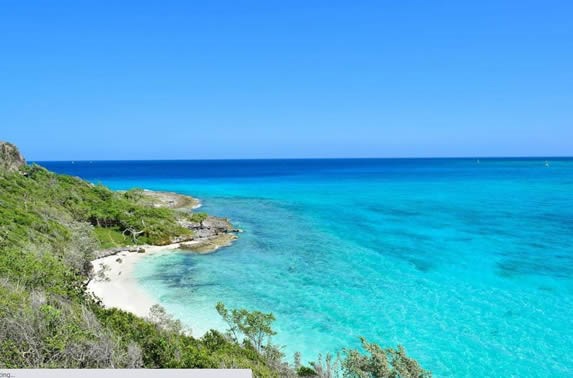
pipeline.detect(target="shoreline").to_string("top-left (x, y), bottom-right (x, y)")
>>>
top-left (87, 243), bottom-right (178, 318)
top-left (87, 190), bottom-right (238, 322)
top-left (88, 237), bottom-right (237, 321)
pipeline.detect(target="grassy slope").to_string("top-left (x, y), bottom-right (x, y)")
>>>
top-left (0, 164), bottom-right (279, 374)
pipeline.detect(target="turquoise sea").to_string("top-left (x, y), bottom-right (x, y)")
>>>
top-left (43, 158), bottom-right (573, 377)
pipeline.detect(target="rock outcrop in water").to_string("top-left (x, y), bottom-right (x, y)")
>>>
top-left (178, 215), bottom-right (240, 253)
top-left (0, 141), bottom-right (26, 172)
top-left (139, 190), bottom-right (239, 239)
top-left (180, 215), bottom-right (238, 238)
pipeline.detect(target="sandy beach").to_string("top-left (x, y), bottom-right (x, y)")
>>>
top-left (87, 244), bottom-right (182, 318)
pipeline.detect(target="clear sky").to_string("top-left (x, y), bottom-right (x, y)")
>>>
top-left (1, 1), bottom-right (572, 160)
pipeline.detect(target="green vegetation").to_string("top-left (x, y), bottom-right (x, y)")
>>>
top-left (216, 302), bottom-right (277, 353)
top-left (0, 143), bottom-right (431, 376)
top-left (190, 212), bottom-right (208, 226)
top-left (93, 227), bottom-right (130, 249)
top-left (0, 164), bottom-right (192, 250)
top-left (342, 338), bottom-right (431, 378)
top-left (0, 160), bottom-right (278, 374)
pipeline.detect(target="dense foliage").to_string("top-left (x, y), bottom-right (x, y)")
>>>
top-left (0, 149), bottom-right (430, 376)
top-left (1, 164), bottom-right (191, 251)
top-left (0, 163), bottom-right (276, 374)
top-left (342, 338), bottom-right (431, 378)
top-left (216, 302), bottom-right (277, 353)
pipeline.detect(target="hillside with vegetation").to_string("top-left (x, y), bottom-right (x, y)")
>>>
top-left (0, 142), bottom-right (430, 377)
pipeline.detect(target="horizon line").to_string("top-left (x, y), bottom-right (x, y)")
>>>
top-left (33, 155), bottom-right (573, 163)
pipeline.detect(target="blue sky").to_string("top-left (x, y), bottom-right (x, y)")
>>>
top-left (1, 1), bottom-right (572, 160)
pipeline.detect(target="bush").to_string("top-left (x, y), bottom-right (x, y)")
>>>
top-left (342, 337), bottom-right (431, 378)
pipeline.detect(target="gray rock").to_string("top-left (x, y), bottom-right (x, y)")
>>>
top-left (202, 216), bottom-right (234, 232)
top-left (179, 215), bottom-right (237, 240)
top-left (0, 142), bottom-right (26, 172)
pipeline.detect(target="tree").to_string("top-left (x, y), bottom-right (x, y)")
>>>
top-left (341, 337), bottom-right (431, 378)
top-left (310, 353), bottom-right (339, 378)
top-left (124, 189), bottom-right (144, 202)
top-left (191, 212), bottom-right (208, 228)
top-left (215, 302), bottom-right (277, 353)
top-left (147, 304), bottom-right (183, 334)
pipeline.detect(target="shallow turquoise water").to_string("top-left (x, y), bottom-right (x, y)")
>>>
top-left (44, 159), bottom-right (573, 377)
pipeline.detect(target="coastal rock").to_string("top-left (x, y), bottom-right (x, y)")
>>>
top-left (140, 190), bottom-right (200, 209)
top-left (180, 215), bottom-right (237, 239)
top-left (0, 142), bottom-right (26, 172)
top-left (202, 216), bottom-right (235, 232)
top-left (179, 233), bottom-right (238, 254)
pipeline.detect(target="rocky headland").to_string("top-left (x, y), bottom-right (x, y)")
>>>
top-left (94, 190), bottom-right (241, 259)
top-left (0, 141), bottom-right (26, 172)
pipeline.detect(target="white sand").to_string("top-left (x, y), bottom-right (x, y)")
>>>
top-left (87, 243), bottom-right (192, 318)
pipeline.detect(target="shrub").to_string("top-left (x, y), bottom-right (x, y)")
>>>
top-left (342, 337), bottom-right (431, 378)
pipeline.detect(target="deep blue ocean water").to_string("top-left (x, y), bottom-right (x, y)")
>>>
top-left (42, 158), bottom-right (573, 377)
